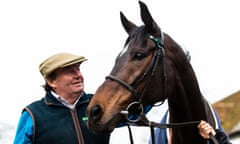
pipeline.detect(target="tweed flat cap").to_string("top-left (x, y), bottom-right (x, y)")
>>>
top-left (39, 52), bottom-right (87, 78)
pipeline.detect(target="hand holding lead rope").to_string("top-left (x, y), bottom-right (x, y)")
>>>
top-left (120, 102), bottom-right (219, 144)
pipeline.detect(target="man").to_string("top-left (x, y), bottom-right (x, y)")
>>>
top-left (14, 52), bottom-right (110, 144)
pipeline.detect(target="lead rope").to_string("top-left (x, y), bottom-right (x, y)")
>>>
top-left (150, 126), bottom-right (155, 144)
top-left (127, 124), bottom-right (155, 144)
top-left (127, 122), bottom-right (155, 144)
top-left (210, 134), bottom-right (219, 144)
top-left (126, 112), bottom-right (219, 144)
top-left (127, 124), bottom-right (134, 144)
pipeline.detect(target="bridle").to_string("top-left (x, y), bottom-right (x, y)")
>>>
top-left (105, 33), bottom-right (218, 144)
top-left (106, 32), bottom-right (167, 104)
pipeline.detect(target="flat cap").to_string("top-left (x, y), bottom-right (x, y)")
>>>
top-left (39, 52), bottom-right (87, 78)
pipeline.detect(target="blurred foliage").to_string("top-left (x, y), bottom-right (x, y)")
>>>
top-left (213, 90), bottom-right (240, 134)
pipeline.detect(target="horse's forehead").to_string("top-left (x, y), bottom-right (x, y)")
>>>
top-left (128, 37), bottom-right (152, 51)
top-left (130, 27), bottom-right (147, 41)
top-left (118, 46), bottom-right (128, 58)
top-left (120, 37), bottom-right (147, 56)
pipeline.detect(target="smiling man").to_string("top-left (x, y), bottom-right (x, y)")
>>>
top-left (13, 52), bottom-right (110, 144)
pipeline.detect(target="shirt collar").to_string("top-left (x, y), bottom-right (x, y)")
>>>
top-left (51, 91), bottom-right (82, 110)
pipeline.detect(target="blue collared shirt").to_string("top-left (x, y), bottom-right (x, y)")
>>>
top-left (14, 111), bottom-right (33, 144)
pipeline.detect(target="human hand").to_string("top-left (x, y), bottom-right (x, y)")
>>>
top-left (197, 120), bottom-right (216, 139)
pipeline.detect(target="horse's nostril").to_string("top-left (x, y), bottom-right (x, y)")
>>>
top-left (90, 105), bottom-right (103, 120)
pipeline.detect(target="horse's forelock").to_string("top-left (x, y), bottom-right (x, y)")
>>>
top-left (126, 26), bottom-right (150, 48)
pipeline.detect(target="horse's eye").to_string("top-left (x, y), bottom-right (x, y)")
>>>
top-left (133, 52), bottom-right (146, 60)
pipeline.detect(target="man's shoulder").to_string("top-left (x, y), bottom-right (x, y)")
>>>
top-left (25, 98), bottom-right (45, 110)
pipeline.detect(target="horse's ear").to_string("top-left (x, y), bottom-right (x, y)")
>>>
top-left (120, 11), bottom-right (137, 35)
top-left (139, 1), bottom-right (160, 34)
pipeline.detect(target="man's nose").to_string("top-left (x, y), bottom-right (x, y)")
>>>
top-left (74, 69), bottom-right (82, 77)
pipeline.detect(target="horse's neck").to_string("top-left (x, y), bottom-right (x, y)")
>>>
top-left (167, 63), bottom-right (212, 144)
top-left (168, 63), bottom-right (207, 121)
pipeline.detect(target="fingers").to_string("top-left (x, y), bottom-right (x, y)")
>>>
top-left (198, 120), bottom-right (216, 139)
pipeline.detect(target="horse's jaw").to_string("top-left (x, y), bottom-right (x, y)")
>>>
top-left (87, 105), bottom-right (124, 134)
top-left (87, 117), bottom-right (118, 134)
top-left (87, 112), bottom-right (121, 133)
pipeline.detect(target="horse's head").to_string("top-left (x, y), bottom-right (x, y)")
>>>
top-left (87, 1), bottom-right (180, 133)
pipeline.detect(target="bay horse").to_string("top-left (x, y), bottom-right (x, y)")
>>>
top-left (87, 1), bottom-right (217, 143)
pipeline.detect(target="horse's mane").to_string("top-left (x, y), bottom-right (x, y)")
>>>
top-left (163, 34), bottom-right (206, 118)
top-left (161, 34), bottom-right (217, 143)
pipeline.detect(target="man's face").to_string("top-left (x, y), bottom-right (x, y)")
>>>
top-left (47, 63), bottom-right (84, 98)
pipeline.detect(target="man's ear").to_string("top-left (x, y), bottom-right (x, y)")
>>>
top-left (46, 78), bottom-right (56, 89)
